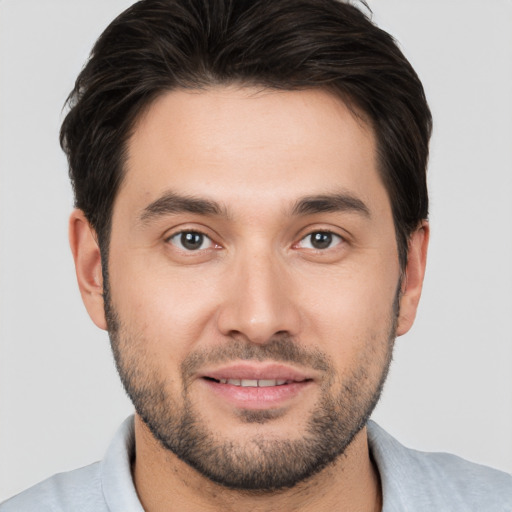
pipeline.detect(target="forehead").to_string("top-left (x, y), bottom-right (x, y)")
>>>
top-left (120, 86), bottom-right (388, 218)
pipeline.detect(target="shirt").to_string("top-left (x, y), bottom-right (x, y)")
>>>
top-left (2, 416), bottom-right (511, 511)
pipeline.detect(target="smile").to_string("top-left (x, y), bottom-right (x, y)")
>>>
top-left (214, 378), bottom-right (297, 387)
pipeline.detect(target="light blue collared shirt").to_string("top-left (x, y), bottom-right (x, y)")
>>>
top-left (2, 416), bottom-right (511, 511)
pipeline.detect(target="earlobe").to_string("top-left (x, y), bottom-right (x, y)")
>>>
top-left (396, 220), bottom-right (429, 336)
top-left (69, 209), bottom-right (108, 330)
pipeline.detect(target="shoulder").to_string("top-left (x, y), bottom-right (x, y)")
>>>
top-left (367, 421), bottom-right (512, 512)
top-left (0, 417), bottom-right (140, 512)
top-left (0, 462), bottom-right (107, 512)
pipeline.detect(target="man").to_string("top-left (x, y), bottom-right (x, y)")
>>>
top-left (1, 0), bottom-right (511, 510)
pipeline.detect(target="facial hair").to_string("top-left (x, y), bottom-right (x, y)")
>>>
top-left (104, 281), bottom-right (397, 492)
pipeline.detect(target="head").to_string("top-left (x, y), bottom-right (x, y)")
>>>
top-left (64, 0), bottom-right (431, 493)
top-left (61, 0), bottom-right (431, 270)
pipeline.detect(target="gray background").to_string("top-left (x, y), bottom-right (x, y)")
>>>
top-left (1, 0), bottom-right (511, 501)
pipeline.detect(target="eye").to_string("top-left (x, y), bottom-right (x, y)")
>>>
top-left (168, 231), bottom-right (214, 251)
top-left (297, 231), bottom-right (343, 250)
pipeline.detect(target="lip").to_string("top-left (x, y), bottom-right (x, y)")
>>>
top-left (199, 362), bottom-right (315, 410)
top-left (201, 362), bottom-right (313, 382)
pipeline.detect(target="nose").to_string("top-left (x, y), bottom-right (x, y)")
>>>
top-left (216, 249), bottom-right (301, 345)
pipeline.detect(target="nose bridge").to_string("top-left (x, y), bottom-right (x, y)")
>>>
top-left (217, 241), bottom-right (299, 343)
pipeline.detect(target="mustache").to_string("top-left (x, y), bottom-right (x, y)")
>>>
top-left (181, 335), bottom-right (332, 381)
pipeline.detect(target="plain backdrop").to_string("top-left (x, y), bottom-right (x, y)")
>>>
top-left (1, 0), bottom-right (511, 501)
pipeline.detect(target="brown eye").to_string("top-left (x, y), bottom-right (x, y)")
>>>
top-left (311, 232), bottom-right (332, 249)
top-left (298, 231), bottom-right (342, 250)
top-left (169, 231), bottom-right (213, 251)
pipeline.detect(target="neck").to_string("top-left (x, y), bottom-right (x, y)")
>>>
top-left (132, 415), bottom-right (382, 512)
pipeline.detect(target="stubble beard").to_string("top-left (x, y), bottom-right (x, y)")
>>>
top-left (104, 282), bottom-right (397, 492)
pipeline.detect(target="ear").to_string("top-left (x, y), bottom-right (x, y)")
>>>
top-left (396, 220), bottom-right (429, 336)
top-left (69, 209), bottom-right (108, 330)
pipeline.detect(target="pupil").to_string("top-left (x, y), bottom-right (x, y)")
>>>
top-left (311, 232), bottom-right (332, 249)
top-left (181, 232), bottom-right (203, 250)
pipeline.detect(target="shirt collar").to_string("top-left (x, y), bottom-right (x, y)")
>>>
top-left (101, 416), bottom-right (144, 512)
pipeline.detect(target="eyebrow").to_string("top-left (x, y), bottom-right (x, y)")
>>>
top-left (139, 190), bottom-right (370, 224)
top-left (292, 193), bottom-right (371, 218)
top-left (139, 191), bottom-right (227, 224)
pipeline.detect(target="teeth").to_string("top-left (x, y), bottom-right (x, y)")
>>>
top-left (241, 379), bottom-right (258, 387)
top-left (218, 379), bottom-right (290, 387)
top-left (258, 379), bottom-right (278, 387)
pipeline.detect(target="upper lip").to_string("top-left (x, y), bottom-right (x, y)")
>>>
top-left (200, 362), bottom-right (314, 382)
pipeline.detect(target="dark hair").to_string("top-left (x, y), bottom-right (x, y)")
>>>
top-left (60, 0), bottom-right (432, 269)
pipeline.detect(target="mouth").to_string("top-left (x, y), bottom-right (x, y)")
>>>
top-left (198, 363), bottom-right (315, 409)
top-left (204, 377), bottom-right (306, 387)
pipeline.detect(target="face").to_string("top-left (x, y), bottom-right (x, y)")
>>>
top-left (76, 87), bottom-right (424, 491)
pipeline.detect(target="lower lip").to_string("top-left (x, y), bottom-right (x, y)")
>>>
top-left (201, 379), bottom-right (313, 410)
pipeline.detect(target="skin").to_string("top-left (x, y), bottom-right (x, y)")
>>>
top-left (70, 86), bottom-right (429, 512)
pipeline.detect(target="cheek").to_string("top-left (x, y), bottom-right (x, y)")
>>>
top-left (297, 260), bottom-right (398, 353)
top-left (301, 263), bottom-right (398, 320)
top-left (109, 253), bottom-right (224, 358)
